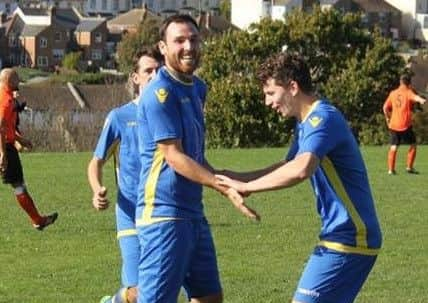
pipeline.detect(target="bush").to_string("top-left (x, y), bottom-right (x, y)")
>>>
top-left (199, 8), bottom-right (404, 147)
top-left (205, 74), bottom-right (292, 148)
top-left (62, 52), bottom-right (82, 71)
top-left (358, 114), bottom-right (390, 145)
top-left (16, 67), bottom-right (50, 83)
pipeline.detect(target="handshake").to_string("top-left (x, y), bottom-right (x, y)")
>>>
top-left (215, 174), bottom-right (260, 222)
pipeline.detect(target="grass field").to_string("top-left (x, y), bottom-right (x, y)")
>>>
top-left (0, 146), bottom-right (427, 302)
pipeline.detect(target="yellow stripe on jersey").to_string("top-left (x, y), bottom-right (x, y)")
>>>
top-left (136, 147), bottom-right (177, 226)
top-left (321, 157), bottom-right (368, 248)
top-left (319, 240), bottom-right (380, 256)
top-left (117, 229), bottom-right (137, 239)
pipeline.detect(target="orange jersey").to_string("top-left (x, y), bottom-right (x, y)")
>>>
top-left (0, 86), bottom-right (17, 143)
top-left (383, 84), bottom-right (417, 131)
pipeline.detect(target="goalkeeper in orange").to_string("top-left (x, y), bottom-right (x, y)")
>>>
top-left (383, 74), bottom-right (426, 175)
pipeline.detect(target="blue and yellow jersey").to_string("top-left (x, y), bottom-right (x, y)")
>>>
top-left (94, 101), bottom-right (140, 210)
top-left (136, 66), bottom-right (207, 225)
top-left (286, 100), bottom-right (382, 256)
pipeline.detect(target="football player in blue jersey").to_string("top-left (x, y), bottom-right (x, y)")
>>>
top-left (216, 52), bottom-right (382, 303)
top-left (135, 14), bottom-right (259, 303)
top-left (87, 47), bottom-right (161, 303)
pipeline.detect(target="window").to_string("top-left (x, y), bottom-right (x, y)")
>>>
top-left (54, 32), bottom-right (62, 42)
top-left (37, 56), bottom-right (48, 67)
top-left (5, 3), bottom-right (10, 14)
top-left (91, 49), bottom-right (102, 60)
top-left (424, 16), bottom-right (428, 28)
top-left (94, 32), bottom-right (103, 43)
top-left (113, 0), bottom-right (119, 10)
top-left (8, 34), bottom-right (17, 47)
top-left (102, 0), bottom-right (107, 10)
top-left (20, 53), bottom-right (29, 66)
top-left (9, 54), bottom-right (16, 65)
top-left (90, 0), bottom-right (96, 9)
top-left (52, 49), bottom-right (65, 60)
top-left (40, 37), bottom-right (48, 48)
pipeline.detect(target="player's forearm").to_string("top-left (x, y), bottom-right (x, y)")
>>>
top-left (223, 161), bottom-right (287, 182)
top-left (165, 151), bottom-right (222, 192)
top-left (246, 153), bottom-right (317, 193)
top-left (87, 158), bottom-right (105, 193)
top-left (415, 95), bottom-right (427, 105)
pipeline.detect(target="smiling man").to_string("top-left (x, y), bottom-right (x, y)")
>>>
top-left (135, 14), bottom-right (258, 303)
top-left (216, 52), bottom-right (382, 303)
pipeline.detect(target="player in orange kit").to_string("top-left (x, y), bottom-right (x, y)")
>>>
top-left (383, 74), bottom-right (426, 175)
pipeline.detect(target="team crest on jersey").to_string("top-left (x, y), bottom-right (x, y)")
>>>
top-left (155, 88), bottom-right (168, 103)
top-left (308, 116), bottom-right (322, 128)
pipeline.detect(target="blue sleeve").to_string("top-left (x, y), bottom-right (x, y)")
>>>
top-left (285, 127), bottom-right (299, 161)
top-left (297, 113), bottom-right (341, 160)
top-left (94, 110), bottom-right (120, 160)
top-left (142, 86), bottom-right (182, 142)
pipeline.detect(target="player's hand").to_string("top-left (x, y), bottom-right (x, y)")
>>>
top-left (19, 138), bottom-right (33, 150)
top-left (223, 186), bottom-right (260, 221)
top-left (0, 152), bottom-right (7, 175)
top-left (216, 174), bottom-right (249, 196)
top-left (92, 186), bottom-right (109, 210)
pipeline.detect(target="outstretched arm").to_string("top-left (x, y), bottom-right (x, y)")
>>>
top-left (217, 152), bottom-right (319, 196)
top-left (87, 157), bottom-right (109, 210)
top-left (220, 160), bottom-right (287, 182)
top-left (414, 94), bottom-right (427, 105)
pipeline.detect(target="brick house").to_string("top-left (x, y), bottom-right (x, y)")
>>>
top-left (74, 18), bottom-right (108, 67)
top-left (3, 6), bottom-right (107, 70)
top-left (319, 0), bottom-right (402, 38)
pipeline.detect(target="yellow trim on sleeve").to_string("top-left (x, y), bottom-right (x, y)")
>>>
top-left (321, 157), bottom-right (368, 248)
top-left (117, 229), bottom-right (137, 239)
top-left (319, 240), bottom-right (380, 256)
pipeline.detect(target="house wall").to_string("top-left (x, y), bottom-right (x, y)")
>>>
top-left (21, 36), bottom-right (36, 67)
top-left (85, 0), bottom-right (132, 15)
top-left (231, 0), bottom-right (270, 30)
top-left (75, 23), bottom-right (107, 65)
top-left (385, 0), bottom-right (418, 39)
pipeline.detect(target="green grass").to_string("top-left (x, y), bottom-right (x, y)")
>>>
top-left (0, 146), bottom-right (427, 302)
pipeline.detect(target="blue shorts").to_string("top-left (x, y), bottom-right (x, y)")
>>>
top-left (116, 193), bottom-right (139, 287)
top-left (293, 246), bottom-right (377, 303)
top-left (137, 218), bottom-right (222, 303)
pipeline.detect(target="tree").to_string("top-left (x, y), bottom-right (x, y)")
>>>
top-left (219, 0), bottom-right (231, 21)
top-left (116, 18), bottom-right (160, 74)
top-left (199, 6), bottom-right (404, 147)
top-left (62, 51), bottom-right (82, 71)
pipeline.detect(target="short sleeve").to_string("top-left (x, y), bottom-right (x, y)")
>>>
top-left (297, 113), bottom-right (342, 160)
top-left (142, 86), bottom-right (183, 142)
top-left (94, 110), bottom-right (120, 160)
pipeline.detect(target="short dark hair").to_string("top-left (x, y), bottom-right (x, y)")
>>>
top-left (400, 74), bottom-right (411, 86)
top-left (257, 52), bottom-right (313, 93)
top-left (131, 45), bottom-right (162, 73)
top-left (159, 14), bottom-right (199, 41)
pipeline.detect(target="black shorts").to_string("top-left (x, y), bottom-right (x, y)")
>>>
top-left (389, 127), bottom-right (416, 145)
top-left (1, 143), bottom-right (24, 184)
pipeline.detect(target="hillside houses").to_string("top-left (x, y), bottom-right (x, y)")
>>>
top-left (1, 6), bottom-right (107, 70)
